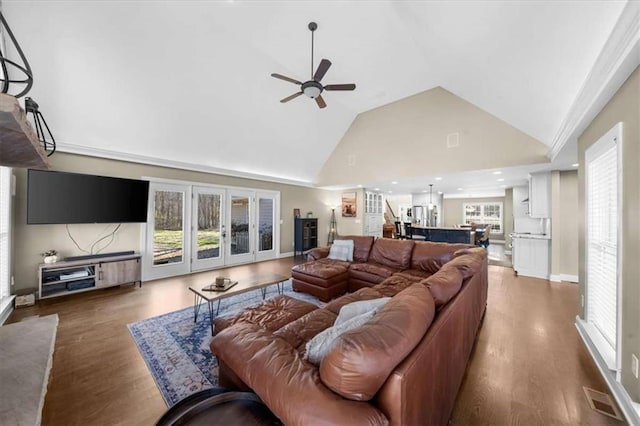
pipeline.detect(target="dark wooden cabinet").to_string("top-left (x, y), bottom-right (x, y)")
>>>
top-left (294, 218), bottom-right (318, 256)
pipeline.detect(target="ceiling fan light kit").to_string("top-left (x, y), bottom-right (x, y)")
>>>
top-left (271, 21), bottom-right (356, 109)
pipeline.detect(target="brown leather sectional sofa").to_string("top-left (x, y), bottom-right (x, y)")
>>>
top-left (211, 238), bottom-right (488, 425)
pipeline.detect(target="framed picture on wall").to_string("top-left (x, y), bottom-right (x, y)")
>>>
top-left (342, 192), bottom-right (357, 217)
top-left (293, 208), bottom-right (301, 218)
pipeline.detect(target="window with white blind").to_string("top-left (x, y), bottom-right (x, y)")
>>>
top-left (462, 202), bottom-right (503, 233)
top-left (0, 166), bottom-right (12, 305)
top-left (585, 123), bottom-right (621, 371)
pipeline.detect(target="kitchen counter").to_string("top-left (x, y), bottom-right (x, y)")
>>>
top-left (510, 233), bottom-right (550, 240)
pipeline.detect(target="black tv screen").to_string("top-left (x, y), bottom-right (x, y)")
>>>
top-left (27, 170), bottom-right (150, 224)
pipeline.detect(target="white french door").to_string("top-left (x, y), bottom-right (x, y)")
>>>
top-left (144, 182), bottom-right (192, 281)
top-left (226, 190), bottom-right (254, 266)
top-left (255, 191), bottom-right (280, 261)
top-left (143, 181), bottom-right (280, 280)
top-left (191, 186), bottom-right (225, 271)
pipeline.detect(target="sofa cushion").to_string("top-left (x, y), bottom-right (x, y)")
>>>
top-left (372, 275), bottom-right (415, 297)
top-left (328, 239), bottom-right (354, 262)
top-left (394, 269), bottom-right (432, 282)
top-left (335, 297), bottom-right (391, 327)
top-left (306, 308), bottom-right (380, 365)
top-left (213, 295), bottom-right (318, 336)
top-left (335, 235), bottom-right (375, 263)
top-left (315, 257), bottom-right (351, 268)
top-left (324, 287), bottom-right (383, 315)
top-left (274, 309), bottom-right (338, 353)
top-left (319, 283), bottom-right (436, 401)
top-left (422, 265), bottom-right (464, 307)
top-left (410, 241), bottom-right (471, 273)
top-left (452, 246), bottom-right (487, 259)
top-left (444, 251), bottom-right (486, 279)
top-left (368, 238), bottom-right (414, 270)
top-left (349, 262), bottom-right (396, 279)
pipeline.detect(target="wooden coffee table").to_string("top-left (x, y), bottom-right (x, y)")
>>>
top-left (188, 272), bottom-right (289, 335)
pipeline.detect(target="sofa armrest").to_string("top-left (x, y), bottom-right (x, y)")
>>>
top-left (306, 246), bottom-right (330, 261)
top-left (211, 323), bottom-right (388, 426)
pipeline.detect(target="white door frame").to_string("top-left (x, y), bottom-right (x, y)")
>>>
top-left (255, 191), bottom-right (280, 262)
top-left (225, 189), bottom-right (255, 266)
top-left (191, 186), bottom-right (226, 271)
top-left (143, 182), bottom-right (192, 281)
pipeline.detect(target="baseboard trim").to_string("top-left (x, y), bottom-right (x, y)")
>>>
top-left (0, 296), bottom-right (15, 325)
top-left (279, 251), bottom-right (294, 258)
top-left (561, 274), bottom-right (579, 283)
top-left (576, 319), bottom-right (640, 425)
top-left (550, 274), bottom-right (578, 283)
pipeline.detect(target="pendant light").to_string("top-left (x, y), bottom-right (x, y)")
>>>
top-left (428, 184), bottom-right (434, 211)
top-left (0, 12), bottom-right (33, 97)
top-left (0, 11), bottom-right (56, 156)
top-left (25, 97), bottom-right (55, 156)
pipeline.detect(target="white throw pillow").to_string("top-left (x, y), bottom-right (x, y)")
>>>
top-left (327, 239), bottom-right (354, 262)
top-left (305, 309), bottom-right (378, 365)
top-left (334, 297), bottom-right (391, 327)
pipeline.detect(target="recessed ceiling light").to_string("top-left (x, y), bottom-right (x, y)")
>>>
top-left (457, 187), bottom-right (463, 191)
top-left (422, 190), bottom-right (427, 193)
top-left (438, 191), bottom-right (443, 195)
top-left (357, 184), bottom-right (363, 188)
top-left (374, 188), bottom-right (380, 191)
top-left (497, 178), bottom-right (504, 182)
top-left (435, 177), bottom-right (443, 181)
top-left (493, 171), bottom-right (502, 175)
top-left (572, 163), bottom-right (579, 167)
top-left (391, 181), bottom-right (398, 185)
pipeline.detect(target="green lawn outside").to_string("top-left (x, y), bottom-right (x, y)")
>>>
top-left (154, 229), bottom-right (220, 249)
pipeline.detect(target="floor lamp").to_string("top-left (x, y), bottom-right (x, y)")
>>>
top-left (328, 208), bottom-right (337, 244)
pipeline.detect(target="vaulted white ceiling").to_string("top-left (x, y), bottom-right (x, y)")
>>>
top-left (2, 0), bottom-right (628, 189)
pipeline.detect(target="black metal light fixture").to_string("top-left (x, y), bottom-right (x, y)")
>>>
top-left (328, 208), bottom-right (337, 244)
top-left (0, 12), bottom-right (33, 97)
top-left (25, 97), bottom-right (55, 156)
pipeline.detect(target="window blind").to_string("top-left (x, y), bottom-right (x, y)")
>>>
top-left (586, 134), bottom-right (618, 354)
top-left (0, 167), bottom-right (11, 301)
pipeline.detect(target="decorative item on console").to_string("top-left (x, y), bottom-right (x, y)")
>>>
top-left (41, 249), bottom-right (58, 264)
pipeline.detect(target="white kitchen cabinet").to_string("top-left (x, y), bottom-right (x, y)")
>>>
top-left (513, 185), bottom-right (529, 218)
top-left (512, 236), bottom-right (550, 279)
top-left (528, 172), bottom-right (550, 218)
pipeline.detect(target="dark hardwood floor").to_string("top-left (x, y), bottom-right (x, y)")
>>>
top-left (7, 260), bottom-right (622, 425)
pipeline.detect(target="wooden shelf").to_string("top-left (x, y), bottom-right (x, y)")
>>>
top-left (0, 94), bottom-right (49, 169)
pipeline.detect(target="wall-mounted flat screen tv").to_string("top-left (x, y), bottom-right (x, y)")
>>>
top-left (27, 169), bottom-right (150, 224)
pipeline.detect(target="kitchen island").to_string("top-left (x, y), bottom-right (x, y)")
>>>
top-left (409, 225), bottom-right (475, 244)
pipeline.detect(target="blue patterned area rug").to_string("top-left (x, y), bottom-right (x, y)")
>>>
top-left (128, 281), bottom-right (319, 406)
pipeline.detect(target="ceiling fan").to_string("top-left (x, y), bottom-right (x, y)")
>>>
top-left (271, 22), bottom-right (356, 109)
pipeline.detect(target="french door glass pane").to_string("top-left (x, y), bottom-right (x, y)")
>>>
top-left (230, 196), bottom-right (250, 255)
top-left (258, 198), bottom-right (274, 252)
top-left (153, 190), bottom-right (184, 265)
top-left (197, 193), bottom-right (221, 260)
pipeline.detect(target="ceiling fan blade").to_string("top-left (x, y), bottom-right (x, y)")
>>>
top-left (324, 83), bottom-right (356, 91)
top-left (271, 73), bottom-right (302, 85)
top-left (315, 94), bottom-right (327, 109)
top-left (280, 92), bottom-right (303, 103)
top-left (313, 59), bottom-right (332, 82)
